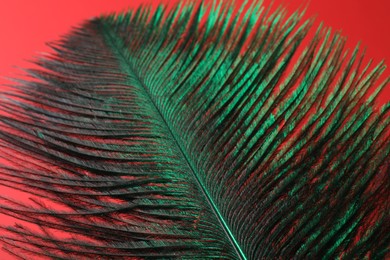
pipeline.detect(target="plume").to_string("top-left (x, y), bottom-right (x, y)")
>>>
top-left (0, 1), bottom-right (389, 259)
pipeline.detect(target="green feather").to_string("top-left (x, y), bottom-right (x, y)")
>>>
top-left (0, 1), bottom-right (388, 259)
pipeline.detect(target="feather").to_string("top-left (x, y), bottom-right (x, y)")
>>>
top-left (0, 1), bottom-right (389, 259)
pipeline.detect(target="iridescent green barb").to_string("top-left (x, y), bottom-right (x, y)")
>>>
top-left (0, 0), bottom-right (389, 259)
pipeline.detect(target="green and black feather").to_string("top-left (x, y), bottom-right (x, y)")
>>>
top-left (0, 1), bottom-right (389, 259)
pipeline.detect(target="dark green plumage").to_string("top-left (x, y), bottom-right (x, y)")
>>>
top-left (0, 1), bottom-right (389, 259)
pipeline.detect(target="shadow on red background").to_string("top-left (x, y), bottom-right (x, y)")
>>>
top-left (0, 0), bottom-right (389, 259)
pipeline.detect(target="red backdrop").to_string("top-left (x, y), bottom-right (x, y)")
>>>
top-left (0, 0), bottom-right (389, 259)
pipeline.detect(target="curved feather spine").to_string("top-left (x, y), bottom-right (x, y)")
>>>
top-left (100, 21), bottom-right (247, 259)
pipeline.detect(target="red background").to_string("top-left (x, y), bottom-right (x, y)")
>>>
top-left (0, 0), bottom-right (389, 259)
